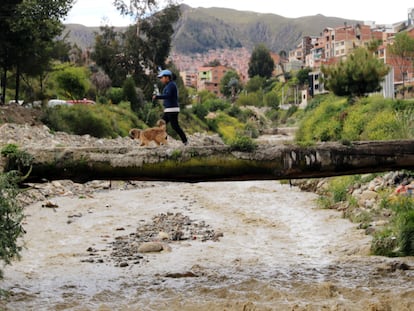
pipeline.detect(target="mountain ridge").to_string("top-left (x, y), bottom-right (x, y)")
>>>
top-left (63, 5), bottom-right (361, 54)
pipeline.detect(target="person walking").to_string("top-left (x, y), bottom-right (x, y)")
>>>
top-left (152, 69), bottom-right (188, 145)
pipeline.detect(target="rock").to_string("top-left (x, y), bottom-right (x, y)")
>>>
top-left (157, 231), bottom-right (170, 240)
top-left (137, 242), bottom-right (164, 253)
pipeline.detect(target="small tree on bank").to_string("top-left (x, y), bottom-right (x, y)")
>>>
top-left (321, 47), bottom-right (390, 99)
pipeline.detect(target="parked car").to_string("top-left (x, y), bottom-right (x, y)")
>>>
top-left (47, 98), bottom-right (96, 107)
top-left (66, 99), bottom-right (96, 105)
top-left (47, 99), bottom-right (69, 107)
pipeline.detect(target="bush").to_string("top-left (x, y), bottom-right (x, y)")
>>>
top-left (107, 87), bottom-right (124, 105)
top-left (192, 103), bottom-right (209, 119)
top-left (236, 92), bottom-right (263, 107)
top-left (123, 77), bottom-right (144, 113)
top-left (362, 110), bottom-right (400, 140)
top-left (264, 91), bottom-right (280, 109)
top-left (399, 210), bottom-right (414, 256)
top-left (230, 136), bottom-right (258, 152)
top-left (328, 176), bottom-right (355, 203)
top-left (204, 99), bottom-right (231, 112)
top-left (0, 171), bottom-right (25, 278)
top-left (371, 229), bottom-right (399, 257)
top-left (296, 98), bottom-right (346, 142)
top-left (341, 105), bottom-right (368, 141)
top-left (1, 144), bottom-right (33, 175)
top-left (371, 196), bottom-right (414, 257)
top-left (212, 113), bottom-right (245, 143)
top-left (42, 104), bottom-right (141, 138)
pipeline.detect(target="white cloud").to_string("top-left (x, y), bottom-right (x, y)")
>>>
top-left (65, 0), bottom-right (413, 26)
top-left (65, 0), bottom-right (134, 26)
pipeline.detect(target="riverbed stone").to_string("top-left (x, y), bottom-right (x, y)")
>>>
top-left (137, 242), bottom-right (164, 253)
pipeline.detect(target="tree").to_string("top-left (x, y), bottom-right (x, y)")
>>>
top-left (220, 70), bottom-right (242, 100)
top-left (93, 4), bottom-right (180, 99)
top-left (90, 69), bottom-right (112, 98)
top-left (246, 75), bottom-right (265, 93)
top-left (248, 44), bottom-right (275, 79)
top-left (296, 67), bottom-right (312, 87)
top-left (92, 26), bottom-right (127, 87)
top-left (123, 76), bottom-right (144, 113)
top-left (321, 47), bottom-right (389, 99)
top-left (55, 65), bottom-right (90, 99)
top-left (0, 0), bottom-right (74, 104)
top-left (388, 32), bottom-right (414, 98)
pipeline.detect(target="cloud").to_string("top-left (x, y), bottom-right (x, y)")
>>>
top-left (65, 0), bottom-right (134, 26)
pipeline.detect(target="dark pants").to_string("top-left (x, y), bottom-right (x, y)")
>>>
top-left (162, 112), bottom-right (187, 144)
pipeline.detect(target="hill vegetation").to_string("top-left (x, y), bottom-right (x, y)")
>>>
top-left (63, 4), bottom-right (360, 54)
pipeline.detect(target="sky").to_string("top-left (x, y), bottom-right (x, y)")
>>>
top-left (65, 0), bottom-right (414, 27)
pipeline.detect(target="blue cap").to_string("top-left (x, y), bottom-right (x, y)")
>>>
top-left (157, 69), bottom-right (172, 78)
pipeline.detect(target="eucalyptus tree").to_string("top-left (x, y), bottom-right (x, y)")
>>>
top-left (92, 26), bottom-right (127, 87)
top-left (113, 0), bottom-right (180, 77)
top-left (0, 0), bottom-right (74, 104)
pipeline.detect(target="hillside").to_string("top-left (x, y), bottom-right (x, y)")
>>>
top-left (173, 5), bottom-right (359, 54)
top-left (63, 4), bottom-right (360, 54)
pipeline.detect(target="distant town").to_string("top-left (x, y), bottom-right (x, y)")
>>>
top-left (171, 8), bottom-right (414, 100)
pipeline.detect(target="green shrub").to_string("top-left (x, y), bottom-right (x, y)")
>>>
top-left (236, 92), bottom-right (263, 107)
top-left (192, 103), bottom-right (209, 119)
top-left (1, 144), bottom-right (33, 175)
top-left (52, 65), bottom-right (90, 99)
top-left (226, 105), bottom-right (243, 119)
top-left (0, 171), bottom-right (25, 278)
top-left (230, 136), bottom-right (258, 152)
top-left (264, 91), bottom-right (280, 109)
top-left (371, 229), bottom-right (399, 257)
top-left (399, 209), bottom-right (414, 256)
top-left (42, 104), bottom-right (141, 138)
top-left (123, 77), bottom-right (144, 113)
top-left (107, 87), bottom-right (124, 105)
top-left (395, 108), bottom-right (414, 139)
top-left (204, 99), bottom-right (230, 112)
top-left (342, 106), bottom-right (369, 141)
top-left (373, 196), bottom-right (414, 257)
top-left (296, 98), bottom-right (346, 142)
top-left (216, 114), bottom-right (245, 143)
top-left (362, 110), bottom-right (400, 140)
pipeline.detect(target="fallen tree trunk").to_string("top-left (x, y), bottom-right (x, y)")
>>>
top-left (15, 139), bottom-right (414, 183)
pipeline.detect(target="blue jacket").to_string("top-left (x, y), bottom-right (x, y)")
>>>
top-left (155, 81), bottom-right (180, 112)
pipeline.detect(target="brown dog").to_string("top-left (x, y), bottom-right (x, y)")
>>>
top-left (129, 119), bottom-right (167, 146)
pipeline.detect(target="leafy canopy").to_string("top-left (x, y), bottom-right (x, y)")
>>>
top-left (321, 47), bottom-right (389, 98)
top-left (248, 44), bottom-right (275, 79)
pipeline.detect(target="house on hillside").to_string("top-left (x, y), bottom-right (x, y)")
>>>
top-left (196, 65), bottom-right (233, 97)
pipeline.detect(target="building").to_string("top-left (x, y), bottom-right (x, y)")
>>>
top-left (196, 65), bottom-right (233, 97)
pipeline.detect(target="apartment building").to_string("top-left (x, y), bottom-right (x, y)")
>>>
top-left (291, 18), bottom-right (414, 98)
top-left (196, 65), bottom-right (233, 97)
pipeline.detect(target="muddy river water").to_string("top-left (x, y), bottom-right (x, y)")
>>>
top-left (1, 181), bottom-right (413, 310)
